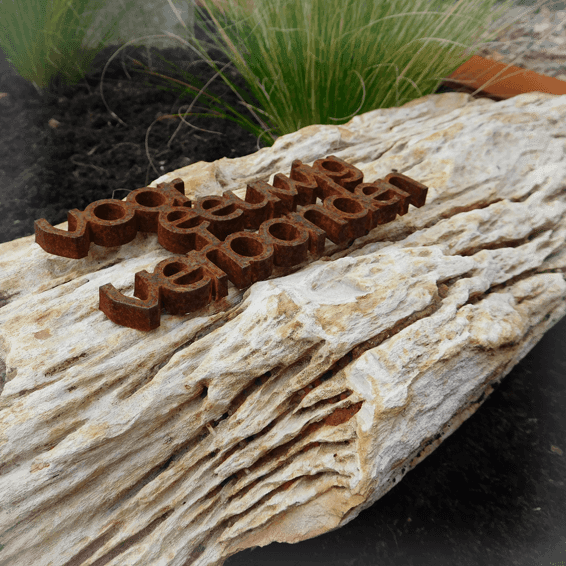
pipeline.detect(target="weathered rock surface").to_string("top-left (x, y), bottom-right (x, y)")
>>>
top-left (0, 91), bottom-right (565, 566)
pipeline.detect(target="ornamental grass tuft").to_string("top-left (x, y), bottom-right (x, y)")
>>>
top-left (0, 0), bottom-right (135, 93)
top-left (118, 0), bottom-right (529, 149)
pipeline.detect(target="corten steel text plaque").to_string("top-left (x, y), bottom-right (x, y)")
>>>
top-left (34, 155), bottom-right (428, 331)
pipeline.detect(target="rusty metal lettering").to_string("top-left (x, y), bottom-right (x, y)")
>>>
top-left (34, 155), bottom-right (428, 330)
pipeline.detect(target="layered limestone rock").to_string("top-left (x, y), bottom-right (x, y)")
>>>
top-left (0, 91), bottom-right (565, 566)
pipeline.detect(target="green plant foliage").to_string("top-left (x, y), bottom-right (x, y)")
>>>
top-left (0, 0), bottom-right (136, 93)
top-left (127, 0), bottom-right (522, 148)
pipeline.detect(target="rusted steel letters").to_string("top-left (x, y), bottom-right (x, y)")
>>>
top-left (35, 155), bottom-right (428, 331)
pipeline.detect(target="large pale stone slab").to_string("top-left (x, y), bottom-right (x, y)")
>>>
top-left (0, 91), bottom-right (565, 566)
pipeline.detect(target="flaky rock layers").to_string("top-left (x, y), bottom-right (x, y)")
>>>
top-left (0, 91), bottom-right (565, 566)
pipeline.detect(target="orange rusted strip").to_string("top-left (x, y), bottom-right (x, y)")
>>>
top-left (35, 156), bottom-right (428, 330)
top-left (443, 55), bottom-right (566, 100)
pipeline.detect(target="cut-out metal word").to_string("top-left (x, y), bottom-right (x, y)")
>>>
top-left (35, 155), bottom-right (428, 331)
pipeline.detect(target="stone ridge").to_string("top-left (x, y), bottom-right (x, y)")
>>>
top-left (34, 155), bottom-right (427, 330)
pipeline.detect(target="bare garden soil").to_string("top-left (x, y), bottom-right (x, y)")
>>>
top-left (0, 20), bottom-right (564, 566)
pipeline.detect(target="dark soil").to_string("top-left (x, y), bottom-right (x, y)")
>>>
top-left (0, 18), bottom-right (268, 245)
top-left (1, 18), bottom-right (564, 566)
